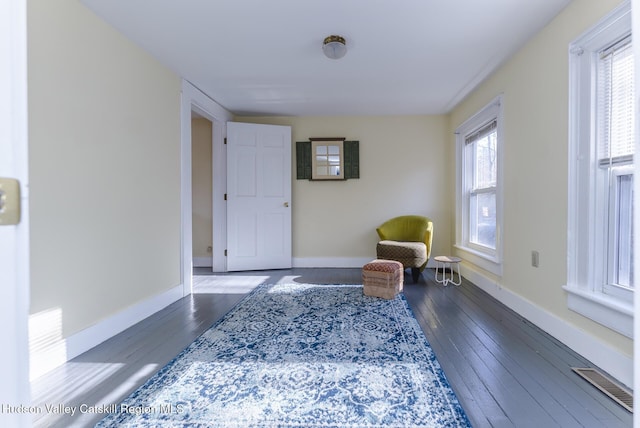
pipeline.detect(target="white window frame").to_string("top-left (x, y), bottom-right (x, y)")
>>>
top-left (455, 96), bottom-right (504, 276)
top-left (564, 0), bottom-right (633, 338)
top-left (604, 165), bottom-right (633, 300)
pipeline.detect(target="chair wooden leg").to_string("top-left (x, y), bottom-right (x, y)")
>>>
top-left (411, 268), bottom-right (420, 283)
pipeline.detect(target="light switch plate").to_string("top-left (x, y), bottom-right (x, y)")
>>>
top-left (531, 250), bottom-right (539, 268)
top-left (0, 178), bottom-right (21, 225)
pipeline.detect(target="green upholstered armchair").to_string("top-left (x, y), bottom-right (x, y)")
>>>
top-left (376, 215), bottom-right (433, 283)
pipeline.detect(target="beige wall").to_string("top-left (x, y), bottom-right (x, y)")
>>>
top-left (449, 0), bottom-right (631, 356)
top-left (238, 115), bottom-right (451, 263)
top-left (26, 0), bottom-right (631, 384)
top-left (191, 118), bottom-right (213, 260)
top-left (28, 0), bottom-right (182, 340)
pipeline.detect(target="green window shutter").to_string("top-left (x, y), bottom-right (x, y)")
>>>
top-left (296, 141), bottom-right (312, 179)
top-left (344, 140), bottom-right (359, 179)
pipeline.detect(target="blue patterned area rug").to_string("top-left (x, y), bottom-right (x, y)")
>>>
top-left (95, 284), bottom-right (472, 427)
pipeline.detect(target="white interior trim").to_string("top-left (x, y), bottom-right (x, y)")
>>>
top-left (563, 285), bottom-right (633, 338)
top-left (293, 257), bottom-right (438, 269)
top-left (454, 95), bottom-right (504, 276)
top-left (293, 257), bottom-right (373, 268)
top-left (193, 257), bottom-right (213, 268)
top-left (566, 1), bottom-right (634, 334)
top-left (30, 284), bottom-right (184, 381)
top-left (180, 80), bottom-right (233, 290)
top-left (632, 0), bottom-right (640, 415)
top-left (0, 0), bottom-right (30, 422)
top-left (461, 264), bottom-right (633, 388)
top-left (454, 245), bottom-right (503, 276)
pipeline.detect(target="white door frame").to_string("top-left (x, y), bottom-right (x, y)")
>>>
top-left (0, 0), bottom-right (31, 425)
top-left (180, 80), bottom-right (233, 293)
top-left (633, 0), bottom-right (640, 420)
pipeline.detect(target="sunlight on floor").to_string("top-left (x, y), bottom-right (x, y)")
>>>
top-left (96, 363), bottom-right (159, 405)
top-left (192, 274), bottom-right (304, 294)
top-left (34, 361), bottom-right (126, 400)
top-left (32, 362), bottom-right (157, 428)
top-left (29, 308), bottom-right (66, 381)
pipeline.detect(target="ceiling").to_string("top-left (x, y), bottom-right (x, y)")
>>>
top-left (81, 0), bottom-right (572, 117)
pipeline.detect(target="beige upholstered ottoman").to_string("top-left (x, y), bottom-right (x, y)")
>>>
top-left (362, 259), bottom-right (404, 299)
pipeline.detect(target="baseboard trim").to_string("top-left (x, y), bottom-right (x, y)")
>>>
top-left (293, 257), bottom-right (372, 268)
top-left (30, 283), bottom-right (185, 381)
top-left (193, 257), bottom-right (213, 268)
top-left (460, 265), bottom-right (633, 388)
top-left (293, 257), bottom-right (438, 269)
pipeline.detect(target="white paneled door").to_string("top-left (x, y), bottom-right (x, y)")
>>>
top-left (226, 122), bottom-right (292, 271)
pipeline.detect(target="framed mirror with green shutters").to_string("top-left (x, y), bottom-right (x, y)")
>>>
top-left (296, 138), bottom-right (359, 180)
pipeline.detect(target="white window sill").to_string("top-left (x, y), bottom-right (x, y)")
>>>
top-left (563, 285), bottom-right (633, 338)
top-left (454, 245), bottom-right (502, 276)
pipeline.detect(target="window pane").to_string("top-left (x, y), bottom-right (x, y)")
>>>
top-left (614, 173), bottom-right (633, 288)
top-left (473, 132), bottom-right (497, 189)
top-left (316, 155), bottom-right (328, 163)
top-left (599, 39), bottom-right (635, 162)
top-left (599, 39), bottom-right (635, 293)
top-left (470, 191), bottom-right (496, 249)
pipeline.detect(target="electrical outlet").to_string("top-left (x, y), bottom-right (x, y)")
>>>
top-left (207, 246), bottom-right (213, 253)
top-left (531, 250), bottom-right (539, 268)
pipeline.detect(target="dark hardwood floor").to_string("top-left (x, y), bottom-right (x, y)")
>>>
top-left (30, 268), bottom-right (632, 427)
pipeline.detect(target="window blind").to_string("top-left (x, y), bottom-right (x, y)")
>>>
top-left (599, 36), bottom-right (634, 166)
top-left (465, 120), bottom-right (497, 146)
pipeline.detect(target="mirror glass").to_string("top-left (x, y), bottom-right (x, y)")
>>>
top-left (312, 140), bottom-right (344, 180)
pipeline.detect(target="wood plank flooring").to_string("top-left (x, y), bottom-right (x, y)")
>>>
top-left (30, 268), bottom-right (632, 427)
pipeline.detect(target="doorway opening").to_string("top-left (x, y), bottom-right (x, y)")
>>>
top-left (180, 80), bottom-right (233, 295)
top-left (191, 113), bottom-right (214, 269)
